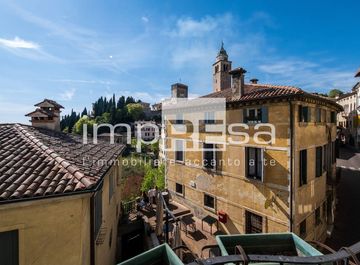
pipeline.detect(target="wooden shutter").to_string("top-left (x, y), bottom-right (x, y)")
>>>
top-left (0, 230), bottom-right (19, 265)
top-left (298, 105), bottom-right (303, 122)
top-left (261, 106), bottom-right (268, 123)
top-left (242, 109), bottom-right (248, 123)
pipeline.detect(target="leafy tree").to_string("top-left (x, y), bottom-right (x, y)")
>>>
top-left (328, 89), bottom-right (344, 98)
top-left (73, 115), bottom-right (95, 135)
top-left (141, 163), bottom-right (165, 192)
top-left (126, 103), bottom-right (144, 121)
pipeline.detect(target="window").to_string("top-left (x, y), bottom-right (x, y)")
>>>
top-left (316, 146), bottom-right (323, 178)
top-left (109, 172), bottom-right (114, 202)
top-left (315, 207), bottom-right (321, 226)
top-left (330, 111), bottom-right (336, 123)
top-left (0, 230), bottom-right (18, 265)
top-left (245, 211), bottom-right (263, 234)
top-left (204, 111), bottom-right (215, 124)
top-left (175, 113), bottom-right (184, 124)
top-left (94, 190), bottom-right (103, 237)
top-left (316, 108), bottom-right (322, 122)
top-left (299, 105), bottom-right (310, 122)
top-left (244, 107), bottom-right (268, 123)
top-left (203, 143), bottom-right (216, 170)
top-left (300, 219), bottom-right (307, 238)
top-left (204, 194), bottom-right (215, 209)
top-left (175, 183), bottom-right (184, 195)
top-left (175, 139), bottom-right (184, 162)
top-left (246, 147), bottom-right (263, 181)
top-left (300, 150), bottom-right (307, 186)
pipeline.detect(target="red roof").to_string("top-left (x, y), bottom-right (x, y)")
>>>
top-left (34, 99), bottom-right (64, 109)
top-left (202, 83), bottom-right (341, 109)
top-left (0, 124), bottom-right (124, 202)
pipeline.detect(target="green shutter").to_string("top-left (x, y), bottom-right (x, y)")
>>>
top-left (307, 107), bottom-right (311, 122)
top-left (261, 106), bottom-right (268, 123)
top-left (242, 109), bottom-right (248, 123)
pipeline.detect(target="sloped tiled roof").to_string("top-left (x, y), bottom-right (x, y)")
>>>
top-left (25, 108), bottom-right (59, 118)
top-left (34, 99), bottom-right (64, 109)
top-left (0, 124), bottom-right (124, 202)
top-left (202, 83), bottom-right (341, 109)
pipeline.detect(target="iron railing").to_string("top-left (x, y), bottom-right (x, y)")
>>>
top-left (121, 199), bottom-right (137, 215)
top-left (186, 241), bottom-right (360, 265)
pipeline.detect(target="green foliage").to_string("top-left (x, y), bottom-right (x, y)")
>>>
top-left (60, 109), bottom-right (80, 133)
top-left (141, 163), bottom-right (165, 192)
top-left (73, 115), bottom-right (95, 135)
top-left (122, 155), bottom-right (146, 177)
top-left (328, 89), bottom-right (344, 98)
top-left (60, 94), bottom-right (148, 132)
top-left (126, 103), bottom-right (145, 121)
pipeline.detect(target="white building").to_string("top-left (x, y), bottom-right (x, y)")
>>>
top-left (134, 120), bottom-right (160, 141)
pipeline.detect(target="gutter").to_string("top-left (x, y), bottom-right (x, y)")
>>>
top-left (289, 100), bottom-right (294, 232)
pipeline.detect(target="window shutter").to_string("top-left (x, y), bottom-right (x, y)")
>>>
top-left (242, 109), bottom-right (248, 123)
top-left (261, 106), bottom-right (268, 123)
top-left (298, 105), bottom-right (303, 122)
top-left (307, 107), bottom-right (311, 122)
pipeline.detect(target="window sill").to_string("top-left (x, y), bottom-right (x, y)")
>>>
top-left (175, 192), bottom-right (184, 198)
top-left (203, 166), bottom-right (217, 172)
top-left (204, 205), bottom-right (216, 213)
top-left (298, 122), bottom-right (309, 127)
top-left (246, 176), bottom-right (263, 183)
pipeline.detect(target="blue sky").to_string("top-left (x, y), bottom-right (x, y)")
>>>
top-left (1, 0), bottom-right (360, 123)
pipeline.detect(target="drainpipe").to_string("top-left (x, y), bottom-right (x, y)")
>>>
top-left (289, 101), bottom-right (294, 232)
top-left (90, 194), bottom-right (95, 265)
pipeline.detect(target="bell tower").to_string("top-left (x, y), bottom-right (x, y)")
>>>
top-left (213, 42), bottom-right (232, 92)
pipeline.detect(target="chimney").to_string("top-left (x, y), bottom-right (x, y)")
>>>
top-left (25, 99), bottom-right (64, 131)
top-left (229, 67), bottom-right (247, 97)
top-left (171, 83), bottom-right (188, 99)
top-left (250, 78), bottom-right (259, 84)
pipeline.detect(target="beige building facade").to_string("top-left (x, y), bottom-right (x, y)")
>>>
top-left (165, 46), bottom-right (341, 242)
top-left (0, 122), bottom-right (125, 265)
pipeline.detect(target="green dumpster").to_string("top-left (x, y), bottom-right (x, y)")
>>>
top-left (118, 244), bottom-right (184, 265)
top-left (216, 233), bottom-right (322, 264)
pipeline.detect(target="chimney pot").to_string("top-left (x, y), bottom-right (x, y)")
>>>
top-left (250, 78), bottom-right (259, 84)
top-left (171, 83), bottom-right (188, 99)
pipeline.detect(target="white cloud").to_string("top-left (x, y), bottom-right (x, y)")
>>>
top-left (60, 88), bottom-right (76, 101)
top-left (169, 14), bottom-right (233, 37)
top-left (0, 36), bottom-right (39, 49)
top-left (141, 16), bottom-right (149, 23)
top-left (258, 59), bottom-right (355, 92)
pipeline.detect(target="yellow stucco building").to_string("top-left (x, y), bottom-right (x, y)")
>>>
top-left (165, 46), bottom-right (341, 242)
top-left (0, 121), bottom-right (124, 265)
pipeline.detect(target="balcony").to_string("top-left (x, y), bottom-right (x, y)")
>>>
top-left (118, 232), bottom-right (360, 265)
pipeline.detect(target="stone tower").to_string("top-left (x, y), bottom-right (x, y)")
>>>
top-left (171, 83), bottom-right (188, 98)
top-left (213, 42), bottom-right (232, 92)
top-left (25, 99), bottom-right (64, 131)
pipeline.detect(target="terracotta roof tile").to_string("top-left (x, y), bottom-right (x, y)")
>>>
top-left (201, 83), bottom-right (341, 108)
top-left (0, 124), bottom-right (124, 202)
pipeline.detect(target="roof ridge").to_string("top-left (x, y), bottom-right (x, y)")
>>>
top-left (13, 124), bottom-right (94, 189)
top-left (247, 83), bottom-right (302, 91)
